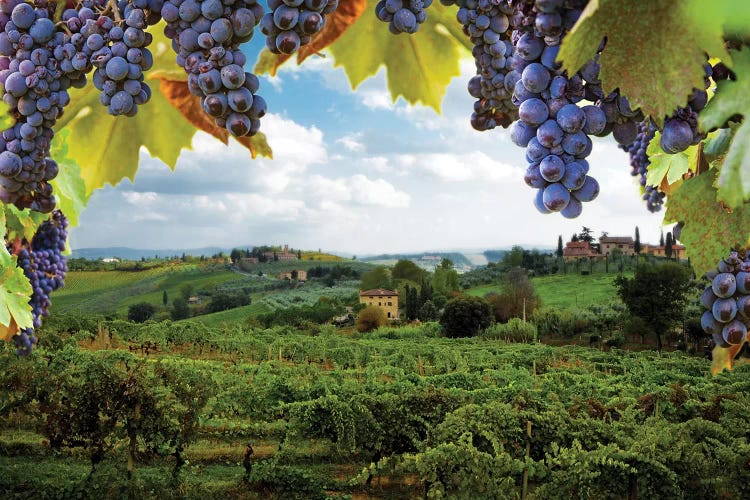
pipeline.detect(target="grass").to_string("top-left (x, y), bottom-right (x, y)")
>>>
top-left (187, 301), bottom-right (271, 325)
top-left (53, 265), bottom-right (254, 315)
top-left (466, 272), bottom-right (632, 310)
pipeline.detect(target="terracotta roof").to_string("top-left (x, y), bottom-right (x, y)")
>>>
top-left (565, 241), bottom-right (591, 248)
top-left (600, 236), bottom-right (634, 244)
top-left (360, 288), bottom-right (398, 297)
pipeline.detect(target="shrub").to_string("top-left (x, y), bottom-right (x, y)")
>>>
top-left (127, 302), bottom-right (156, 323)
top-left (440, 296), bottom-right (493, 338)
top-left (481, 318), bottom-right (537, 343)
top-left (531, 308), bottom-right (586, 338)
top-left (356, 305), bottom-right (388, 332)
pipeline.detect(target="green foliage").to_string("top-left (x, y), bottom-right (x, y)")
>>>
top-left (127, 302), bottom-right (156, 323)
top-left (440, 296), bottom-right (493, 338)
top-left (615, 263), bottom-right (693, 350)
top-left (664, 169), bottom-right (750, 276)
top-left (558, 0), bottom-right (728, 123)
top-left (418, 300), bottom-right (440, 322)
top-left (206, 291), bottom-right (251, 313)
top-left (432, 259), bottom-right (460, 297)
top-left (702, 49), bottom-right (750, 208)
top-left (482, 318), bottom-right (537, 343)
top-left (531, 308), bottom-right (588, 338)
top-left (359, 266), bottom-right (392, 291)
top-left (171, 297), bottom-right (190, 320)
top-left (486, 267), bottom-right (541, 323)
top-left (356, 305), bottom-right (388, 332)
top-left (391, 259), bottom-right (425, 284)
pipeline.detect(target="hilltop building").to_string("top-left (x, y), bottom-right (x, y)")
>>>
top-left (359, 289), bottom-right (399, 320)
top-left (599, 236), bottom-right (636, 256)
top-left (279, 270), bottom-right (307, 281)
top-left (562, 241), bottom-right (599, 261)
top-left (263, 244), bottom-right (298, 262)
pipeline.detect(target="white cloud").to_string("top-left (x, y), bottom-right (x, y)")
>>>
top-left (395, 151), bottom-right (520, 183)
top-left (307, 174), bottom-right (410, 208)
top-left (336, 132), bottom-right (365, 152)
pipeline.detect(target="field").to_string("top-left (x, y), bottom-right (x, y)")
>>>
top-left (467, 272), bottom-right (631, 309)
top-left (2, 320), bottom-right (749, 498)
top-left (51, 261), bottom-right (369, 319)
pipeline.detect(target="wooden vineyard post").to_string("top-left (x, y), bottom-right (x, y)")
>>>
top-left (522, 420), bottom-right (532, 499)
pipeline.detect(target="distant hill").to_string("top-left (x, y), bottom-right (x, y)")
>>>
top-left (71, 247), bottom-right (232, 260)
top-left (359, 252), bottom-right (474, 271)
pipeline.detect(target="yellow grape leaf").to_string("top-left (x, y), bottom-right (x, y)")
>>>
top-left (0, 239), bottom-right (33, 331)
top-left (255, 0), bottom-right (368, 75)
top-left (327, 1), bottom-right (471, 112)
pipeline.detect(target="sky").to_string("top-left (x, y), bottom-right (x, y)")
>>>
top-left (69, 43), bottom-right (668, 255)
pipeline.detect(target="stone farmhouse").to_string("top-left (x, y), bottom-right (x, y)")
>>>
top-left (359, 289), bottom-right (399, 320)
top-left (592, 236), bottom-right (686, 259)
top-left (279, 270), bottom-right (307, 282)
top-left (562, 241), bottom-right (600, 261)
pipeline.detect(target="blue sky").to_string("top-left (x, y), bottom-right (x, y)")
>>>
top-left (69, 43), bottom-right (667, 254)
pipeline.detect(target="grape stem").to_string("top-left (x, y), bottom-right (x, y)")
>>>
top-left (103, 0), bottom-right (123, 23)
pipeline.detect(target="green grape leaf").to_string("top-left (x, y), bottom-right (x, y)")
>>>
top-left (558, 0), bottom-right (728, 122)
top-left (49, 130), bottom-right (89, 228)
top-left (2, 205), bottom-right (48, 243)
top-left (326, 1), bottom-right (471, 111)
top-left (700, 49), bottom-right (750, 209)
top-left (664, 169), bottom-right (750, 276)
top-left (684, 0), bottom-right (750, 41)
top-left (0, 241), bottom-right (33, 332)
top-left (703, 126), bottom-right (735, 164)
top-left (645, 132), bottom-right (697, 188)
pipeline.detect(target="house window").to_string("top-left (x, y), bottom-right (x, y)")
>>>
top-left (388, 302), bottom-right (392, 306)
top-left (387, 312), bottom-right (391, 318)
top-left (379, 302), bottom-right (382, 306)
top-left (618, 244), bottom-right (623, 248)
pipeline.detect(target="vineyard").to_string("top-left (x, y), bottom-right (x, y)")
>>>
top-left (1, 320), bottom-right (749, 498)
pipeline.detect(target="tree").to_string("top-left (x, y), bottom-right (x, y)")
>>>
top-left (614, 263), bottom-right (692, 351)
top-left (501, 246), bottom-right (524, 268)
top-left (571, 234), bottom-right (579, 242)
top-left (360, 267), bottom-right (392, 291)
top-left (433, 259), bottom-right (460, 296)
top-left (162, 290), bottom-right (168, 307)
top-left (634, 227), bottom-right (641, 254)
top-left (666, 232), bottom-right (674, 259)
top-left (392, 259), bottom-right (425, 284)
top-left (440, 296), bottom-right (493, 338)
top-left (273, 251), bottom-right (279, 261)
top-left (486, 267), bottom-right (541, 323)
top-left (171, 297), bottom-right (190, 320)
top-left (291, 270), bottom-right (298, 280)
top-left (356, 305), bottom-right (388, 332)
top-left (660, 231), bottom-right (665, 247)
top-left (180, 284), bottom-right (194, 300)
top-left (418, 300), bottom-right (439, 321)
top-left (230, 248), bottom-right (243, 262)
top-left (556, 235), bottom-right (563, 258)
top-left (419, 278), bottom-right (433, 307)
top-left (405, 285), bottom-right (419, 321)
top-left (128, 303), bottom-right (156, 323)
top-left (297, 249), bottom-right (302, 259)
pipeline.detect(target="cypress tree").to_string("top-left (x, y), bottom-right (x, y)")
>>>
top-left (634, 227), bottom-right (641, 254)
top-left (556, 235), bottom-right (563, 258)
top-left (665, 232), bottom-right (674, 259)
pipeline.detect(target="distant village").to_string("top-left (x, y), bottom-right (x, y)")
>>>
top-left (562, 234), bottom-right (685, 261)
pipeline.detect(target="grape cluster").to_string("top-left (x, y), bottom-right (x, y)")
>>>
top-left (161, 0), bottom-right (266, 136)
top-left (621, 120), bottom-right (664, 212)
top-left (11, 209), bottom-right (68, 355)
top-left (375, 0), bottom-right (430, 35)
top-left (61, 1), bottom-right (157, 117)
top-left (659, 63), bottom-right (711, 154)
top-left (700, 251), bottom-right (750, 349)
top-left (264, 0), bottom-right (339, 54)
top-left (445, 0), bottom-right (517, 131)
top-left (506, 0), bottom-right (614, 218)
top-left (0, 1), bottom-right (80, 213)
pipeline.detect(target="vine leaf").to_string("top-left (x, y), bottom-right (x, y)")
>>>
top-left (254, 0), bottom-right (368, 75)
top-left (700, 49), bottom-right (750, 209)
top-left (645, 132), bottom-right (697, 188)
top-left (157, 79), bottom-right (272, 159)
top-left (558, 0), bottom-right (728, 123)
top-left (49, 130), bottom-right (89, 227)
top-left (664, 169), bottom-right (750, 276)
top-left (3, 205), bottom-right (48, 242)
top-left (0, 210), bottom-right (33, 331)
top-left (326, 1), bottom-right (470, 112)
top-left (56, 23), bottom-right (271, 195)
